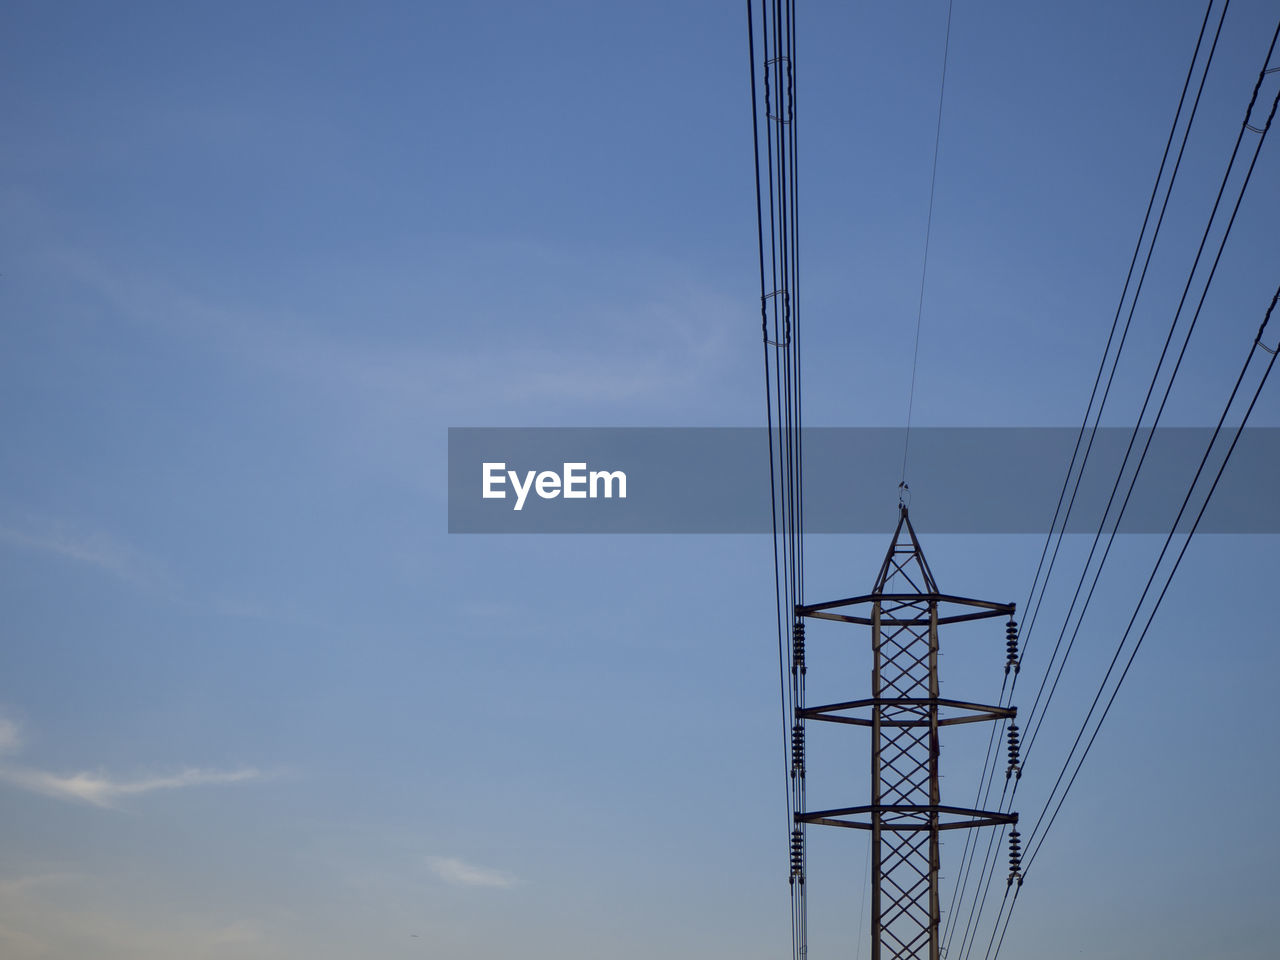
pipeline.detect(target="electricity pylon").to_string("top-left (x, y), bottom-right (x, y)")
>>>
top-left (790, 506), bottom-right (1019, 960)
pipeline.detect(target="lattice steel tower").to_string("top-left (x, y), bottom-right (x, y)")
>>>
top-left (790, 506), bottom-right (1019, 960)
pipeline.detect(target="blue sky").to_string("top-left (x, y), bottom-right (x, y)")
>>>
top-left (2, 1), bottom-right (1278, 957)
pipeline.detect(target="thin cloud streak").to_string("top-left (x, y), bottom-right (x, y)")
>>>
top-left (0, 518), bottom-right (315, 627)
top-left (0, 766), bottom-right (262, 808)
top-left (0, 716), bottom-right (20, 756)
top-left (52, 245), bottom-right (748, 422)
top-left (0, 523), bottom-right (155, 586)
top-left (426, 856), bottom-right (518, 889)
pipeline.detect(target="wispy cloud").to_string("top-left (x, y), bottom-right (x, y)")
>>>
top-left (0, 710), bottom-right (263, 810)
top-left (0, 522), bottom-right (157, 587)
top-left (0, 716), bottom-right (20, 756)
top-left (51, 244), bottom-right (751, 425)
top-left (0, 766), bottom-right (262, 809)
top-left (426, 856), bottom-right (518, 889)
top-left (0, 518), bottom-right (303, 626)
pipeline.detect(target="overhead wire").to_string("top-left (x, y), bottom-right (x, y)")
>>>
top-left (995, 54), bottom-right (1280, 900)
top-left (985, 284), bottom-right (1280, 960)
top-left (1017, 2), bottom-right (1272, 772)
top-left (1014, 0), bottom-right (1229, 682)
top-left (961, 17), bottom-right (1280, 957)
top-left (748, 3), bottom-right (1276, 959)
top-left (970, 48), bottom-right (1280, 960)
top-left (942, 0), bottom-right (1227, 950)
top-left (747, 0), bottom-right (795, 923)
top-left (750, 2), bottom-right (806, 958)
top-left (1023, 296), bottom-right (1280, 876)
top-left (901, 0), bottom-right (956, 490)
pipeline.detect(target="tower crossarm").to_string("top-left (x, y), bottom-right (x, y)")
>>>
top-left (799, 698), bottom-right (1015, 727)
top-left (796, 805), bottom-right (1018, 831)
top-left (798, 594), bottom-right (1014, 626)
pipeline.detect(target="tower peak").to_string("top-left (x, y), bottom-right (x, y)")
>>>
top-left (872, 506), bottom-right (938, 595)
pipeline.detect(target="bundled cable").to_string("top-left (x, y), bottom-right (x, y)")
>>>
top-left (749, 2), bottom-right (806, 958)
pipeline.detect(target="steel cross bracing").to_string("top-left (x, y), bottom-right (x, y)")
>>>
top-left (792, 507), bottom-right (1018, 960)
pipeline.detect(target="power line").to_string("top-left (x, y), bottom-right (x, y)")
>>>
top-left (987, 283), bottom-right (1280, 960)
top-left (901, 0), bottom-right (955, 488)
top-left (750, 3), bottom-right (806, 958)
top-left (965, 24), bottom-right (1280, 954)
top-left (1018, 5), bottom-right (1275, 770)
top-left (943, 0), bottom-right (1228, 949)
top-left (747, 0), bottom-right (795, 910)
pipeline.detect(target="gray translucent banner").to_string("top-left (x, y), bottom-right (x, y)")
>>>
top-left (447, 427), bottom-right (1279, 533)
